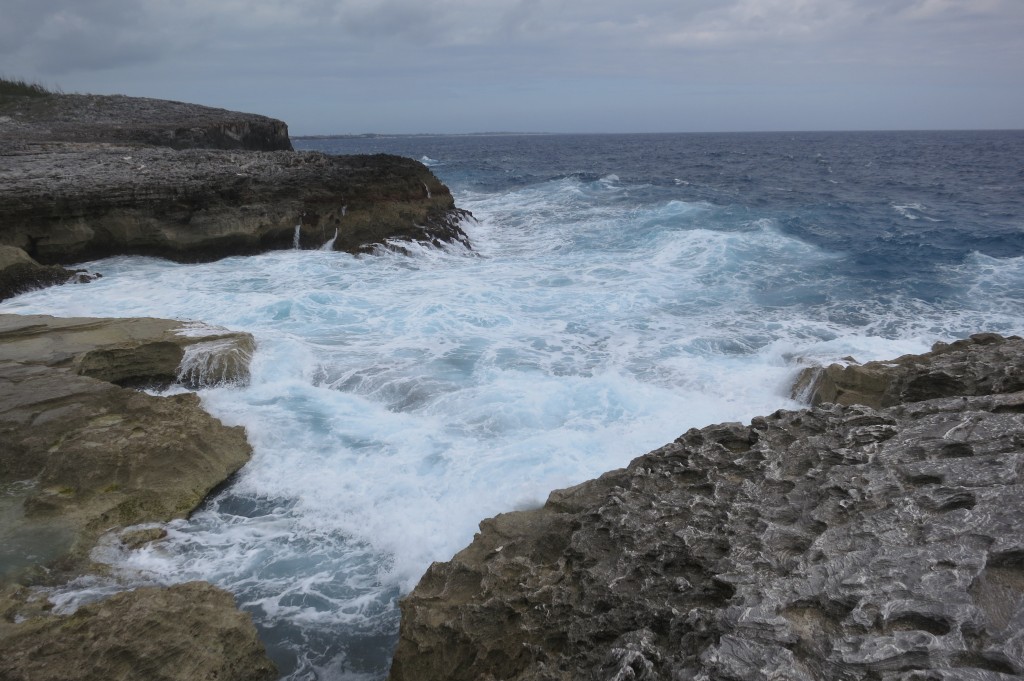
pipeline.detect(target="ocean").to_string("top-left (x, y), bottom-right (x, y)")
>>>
top-left (2, 130), bottom-right (1022, 680)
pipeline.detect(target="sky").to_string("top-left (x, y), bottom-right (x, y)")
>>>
top-left (3, 0), bottom-right (1023, 135)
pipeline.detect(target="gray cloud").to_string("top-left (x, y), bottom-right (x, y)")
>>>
top-left (4, 0), bottom-right (1022, 132)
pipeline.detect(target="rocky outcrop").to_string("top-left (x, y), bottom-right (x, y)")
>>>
top-left (792, 333), bottom-right (1024, 408)
top-left (0, 88), bottom-right (471, 282)
top-left (0, 143), bottom-right (470, 265)
top-left (390, 334), bottom-right (1024, 681)
top-left (0, 245), bottom-right (75, 301)
top-left (1, 92), bottom-right (291, 151)
top-left (0, 582), bottom-right (277, 681)
top-left (0, 314), bottom-right (255, 584)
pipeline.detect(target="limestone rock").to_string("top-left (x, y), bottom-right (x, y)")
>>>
top-left (0, 89), bottom-right (471, 273)
top-left (390, 337), bottom-right (1024, 681)
top-left (0, 314), bottom-right (255, 583)
top-left (1, 91), bottom-right (291, 151)
top-left (791, 333), bottom-right (1024, 408)
top-left (0, 582), bottom-right (277, 681)
top-left (0, 245), bottom-right (74, 302)
top-left (0, 143), bottom-right (470, 265)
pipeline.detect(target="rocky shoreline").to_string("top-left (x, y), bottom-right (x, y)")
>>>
top-left (0, 314), bottom-right (273, 679)
top-left (0, 88), bottom-right (470, 300)
top-left (0, 85), bottom-right (474, 680)
top-left (390, 334), bottom-right (1024, 681)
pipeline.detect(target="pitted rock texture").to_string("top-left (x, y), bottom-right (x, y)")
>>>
top-left (0, 582), bottom-right (277, 681)
top-left (0, 144), bottom-right (470, 265)
top-left (792, 333), bottom-right (1024, 408)
top-left (1, 92), bottom-right (291, 151)
top-left (390, 337), bottom-right (1024, 681)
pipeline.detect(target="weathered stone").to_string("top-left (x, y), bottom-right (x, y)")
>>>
top-left (0, 144), bottom-right (470, 265)
top-left (0, 245), bottom-right (73, 302)
top-left (0, 90), bottom-right (471, 274)
top-left (792, 333), bottom-right (1024, 408)
top-left (1, 92), bottom-right (291, 151)
top-left (0, 582), bottom-right (277, 681)
top-left (0, 313), bottom-right (254, 387)
top-left (390, 338), bottom-right (1024, 681)
top-left (0, 314), bottom-right (255, 583)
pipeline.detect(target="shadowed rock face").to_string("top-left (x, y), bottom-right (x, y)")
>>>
top-left (0, 89), bottom-right (471, 293)
top-left (0, 245), bottom-right (74, 301)
top-left (390, 335), bottom-right (1024, 681)
top-left (0, 144), bottom-right (470, 266)
top-left (0, 582), bottom-right (277, 681)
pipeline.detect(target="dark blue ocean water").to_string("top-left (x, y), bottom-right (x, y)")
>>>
top-left (300, 130), bottom-right (1024, 306)
top-left (3, 130), bottom-right (1022, 681)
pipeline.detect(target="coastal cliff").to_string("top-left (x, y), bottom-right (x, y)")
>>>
top-left (390, 334), bottom-right (1024, 681)
top-left (0, 85), bottom-right (470, 298)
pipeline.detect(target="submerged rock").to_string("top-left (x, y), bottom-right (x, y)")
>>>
top-left (0, 582), bottom-right (277, 681)
top-left (390, 335), bottom-right (1024, 680)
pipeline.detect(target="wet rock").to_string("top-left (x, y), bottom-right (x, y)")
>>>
top-left (0, 314), bottom-right (255, 583)
top-left (0, 144), bottom-right (471, 265)
top-left (792, 333), bottom-right (1024, 408)
top-left (0, 582), bottom-right (277, 681)
top-left (0, 246), bottom-right (73, 302)
top-left (389, 338), bottom-right (1024, 681)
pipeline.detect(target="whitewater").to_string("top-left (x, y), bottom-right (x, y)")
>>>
top-left (2, 131), bottom-right (1022, 680)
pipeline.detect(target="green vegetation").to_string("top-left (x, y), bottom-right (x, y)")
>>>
top-left (0, 76), bottom-right (59, 98)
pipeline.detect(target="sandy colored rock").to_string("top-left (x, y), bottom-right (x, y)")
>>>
top-left (0, 314), bottom-right (255, 583)
top-left (390, 338), bottom-right (1024, 681)
top-left (0, 582), bottom-right (277, 681)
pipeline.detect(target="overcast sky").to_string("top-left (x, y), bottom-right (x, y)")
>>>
top-left (4, 0), bottom-right (1022, 134)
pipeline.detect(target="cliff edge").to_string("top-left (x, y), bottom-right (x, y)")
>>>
top-left (0, 84), bottom-right (470, 299)
top-left (390, 334), bottom-right (1024, 681)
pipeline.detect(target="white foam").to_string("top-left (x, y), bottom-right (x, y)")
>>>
top-left (5, 173), bottom-right (1022, 680)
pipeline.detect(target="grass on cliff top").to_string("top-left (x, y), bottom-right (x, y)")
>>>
top-left (0, 77), bottom-right (59, 98)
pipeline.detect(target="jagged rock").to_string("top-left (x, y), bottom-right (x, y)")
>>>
top-left (390, 337), bottom-right (1024, 681)
top-left (0, 582), bottom-right (277, 681)
top-left (0, 245), bottom-right (74, 301)
top-left (0, 314), bottom-right (255, 584)
top-left (791, 333), bottom-right (1024, 408)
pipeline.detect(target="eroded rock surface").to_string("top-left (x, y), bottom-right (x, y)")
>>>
top-left (792, 333), bottom-right (1024, 408)
top-left (390, 335), bottom-right (1024, 681)
top-left (0, 144), bottom-right (470, 265)
top-left (0, 582), bottom-right (277, 681)
top-left (0, 88), bottom-right (471, 281)
top-left (0, 314), bottom-right (255, 583)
